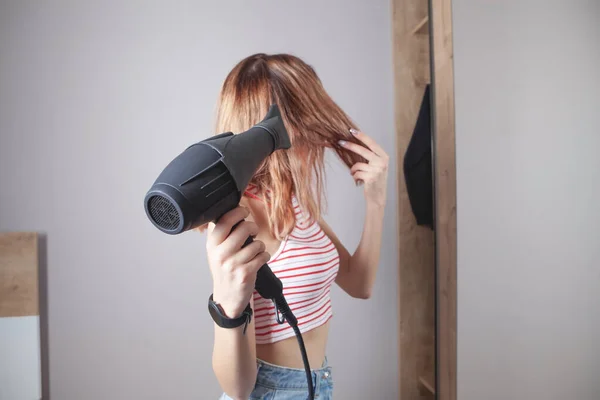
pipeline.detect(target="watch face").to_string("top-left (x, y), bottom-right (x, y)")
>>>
top-left (208, 301), bottom-right (224, 324)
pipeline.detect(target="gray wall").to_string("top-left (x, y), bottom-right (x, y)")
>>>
top-left (0, 1), bottom-right (397, 399)
top-left (452, 1), bottom-right (600, 399)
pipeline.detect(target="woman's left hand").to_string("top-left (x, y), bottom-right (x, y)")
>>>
top-left (339, 129), bottom-right (389, 207)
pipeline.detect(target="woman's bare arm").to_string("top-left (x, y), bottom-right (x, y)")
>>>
top-left (212, 296), bottom-right (258, 400)
top-left (320, 203), bottom-right (385, 299)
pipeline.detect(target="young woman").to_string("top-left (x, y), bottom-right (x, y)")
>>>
top-left (205, 53), bottom-right (389, 400)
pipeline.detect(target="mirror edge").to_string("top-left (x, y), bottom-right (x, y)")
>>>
top-left (429, 0), bottom-right (458, 399)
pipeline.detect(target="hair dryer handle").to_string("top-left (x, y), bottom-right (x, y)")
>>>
top-left (234, 221), bottom-right (284, 300)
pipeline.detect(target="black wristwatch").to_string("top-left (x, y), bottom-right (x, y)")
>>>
top-left (208, 294), bottom-right (253, 335)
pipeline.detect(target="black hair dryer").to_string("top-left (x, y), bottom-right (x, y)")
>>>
top-left (143, 104), bottom-right (290, 301)
top-left (144, 104), bottom-right (290, 235)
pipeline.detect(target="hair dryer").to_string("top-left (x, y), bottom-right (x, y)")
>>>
top-left (144, 104), bottom-right (290, 235)
top-left (143, 104), bottom-right (315, 399)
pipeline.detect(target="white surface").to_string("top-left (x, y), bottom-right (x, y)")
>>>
top-left (452, 1), bottom-right (600, 399)
top-left (0, 316), bottom-right (42, 400)
top-left (0, 1), bottom-right (397, 399)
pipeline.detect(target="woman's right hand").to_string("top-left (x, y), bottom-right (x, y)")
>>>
top-left (206, 206), bottom-right (271, 318)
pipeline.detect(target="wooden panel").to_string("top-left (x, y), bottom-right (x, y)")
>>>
top-left (430, 0), bottom-right (457, 398)
top-left (391, 0), bottom-right (436, 398)
top-left (419, 374), bottom-right (436, 397)
top-left (412, 16), bottom-right (430, 35)
top-left (0, 232), bottom-right (39, 317)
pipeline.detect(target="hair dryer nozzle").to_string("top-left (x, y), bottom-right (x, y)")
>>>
top-left (255, 104), bottom-right (291, 150)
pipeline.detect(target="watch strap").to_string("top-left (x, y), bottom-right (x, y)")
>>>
top-left (208, 294), bottom-right (253, 334)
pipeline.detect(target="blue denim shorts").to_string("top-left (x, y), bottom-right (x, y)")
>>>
top-left (219, 357), bottom-right (333, 400)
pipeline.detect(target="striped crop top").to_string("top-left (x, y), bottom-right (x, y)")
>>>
top-left (244, 184), bottom-right (340, 344)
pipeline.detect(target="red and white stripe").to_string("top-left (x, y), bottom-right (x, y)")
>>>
top-left (244, 184), bottom-right (340, 344)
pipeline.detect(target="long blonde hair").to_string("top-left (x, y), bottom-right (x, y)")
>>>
top-left (214, 53), bottom-right (364, 240)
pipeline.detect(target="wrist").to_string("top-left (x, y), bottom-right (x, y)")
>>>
top-left (209, 293), bottom-right (253, 336)
top-left (366, 199), bottom-right (386, 213)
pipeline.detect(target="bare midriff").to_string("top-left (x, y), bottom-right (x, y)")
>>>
top-left (256, 321), bottom-right (330, 369)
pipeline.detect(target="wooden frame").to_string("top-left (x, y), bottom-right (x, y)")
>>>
top-left (391, 0), bottom-right (457, 398)
top-left (430, 0), bottom-right (457, 399)
top-left (391, 0), bottom-right (436, 398)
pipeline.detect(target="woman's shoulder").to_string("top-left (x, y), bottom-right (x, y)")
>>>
top-left (243, 183), bottom-right (262, 201)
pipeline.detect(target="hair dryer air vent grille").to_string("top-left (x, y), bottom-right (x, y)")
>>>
top-left (147, 195), bottom-right (181, 231)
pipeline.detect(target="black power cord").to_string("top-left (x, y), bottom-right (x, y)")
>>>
top-left (273, 297), bottom-right (314, 400)
top-left (254, 261), bottom-right (315, 400)
top-left (233, 230), bottom-right (315, 400)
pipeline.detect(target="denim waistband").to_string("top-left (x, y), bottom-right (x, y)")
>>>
top-left (254, 356), bottom-right (333, 391)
